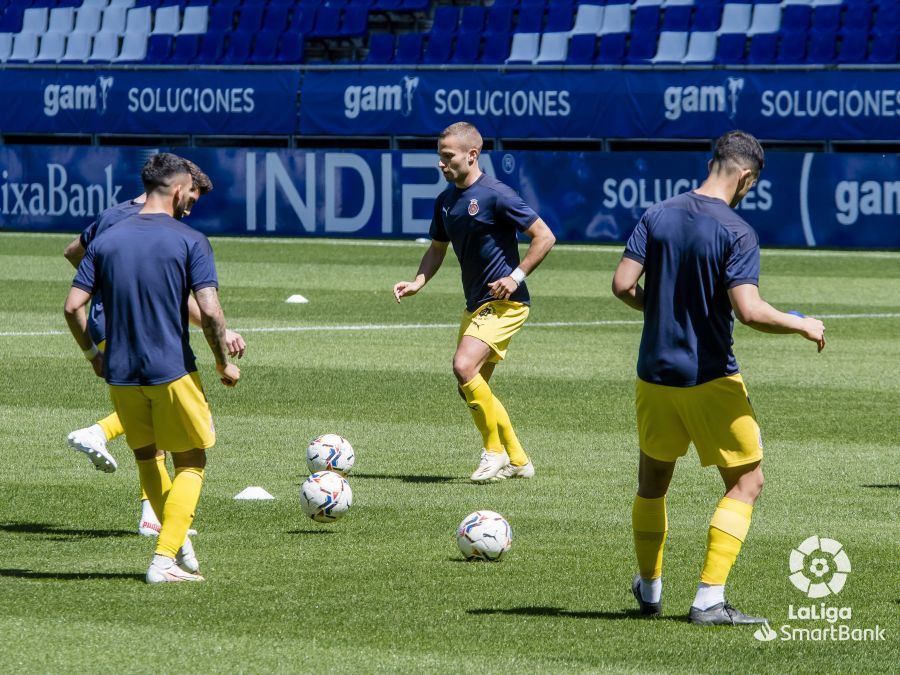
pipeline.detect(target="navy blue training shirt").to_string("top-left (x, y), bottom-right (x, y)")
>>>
top-left (429, 174), bottom-right (539, 312)
top-left (80, 199), bottom-right (143, 345)
top-left (624, 191), bottom-right (760, 387)
top-left (72, 213), bottom-right (218, 386)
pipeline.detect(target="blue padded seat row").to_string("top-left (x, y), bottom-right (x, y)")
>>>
top-left (208, 3), bottom-right (365, 38)
top-left (140, 29), bottom-right (304, 65)
top-left (372, 31), bottom-right (513, 65)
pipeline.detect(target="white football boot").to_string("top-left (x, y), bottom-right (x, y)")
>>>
top-left (146, 558), bottom-right (205, 584)
top-left (492, 461), bottom-right (535, 481)
top-left (470, 449), bottom-right (510, 483)
top-left (67, 424), bottom-right (117, 473)
top-left (175, 537), bottom-right (200, 574)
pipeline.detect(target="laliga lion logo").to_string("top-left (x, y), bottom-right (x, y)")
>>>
top-left (726, 77), bottom-right (744, 119)
top-left (789, 536), bottom-right (851, 598)
top-left (401, 75), bottom-right (419, 117)
top-left (97, 76), bottom-right (114, 115)
top-left (468, 199), bottom-right (479, 216)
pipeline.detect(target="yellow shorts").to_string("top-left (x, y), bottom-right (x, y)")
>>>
top-left (109, 372), bottom-right (216, 453)
top-left (635, 374), bottom-right (763, 468)
top-left (457, 300), bottom-right (530, 363)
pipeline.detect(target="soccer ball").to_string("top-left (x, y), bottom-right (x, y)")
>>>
top-left (456, 511), bottom-right (512, 561)
top-left (306, 434), bottom-right (355, 476)
top-left (300, 471), bottom-right (353, 523)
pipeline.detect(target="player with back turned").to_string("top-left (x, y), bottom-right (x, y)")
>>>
top-left (612, 131), bottom-right (826, 625)
top-left (393, 122), bottom-right (556, 482)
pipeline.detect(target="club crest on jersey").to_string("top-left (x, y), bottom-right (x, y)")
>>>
top-left (468, 199), bottom-right (479, 216)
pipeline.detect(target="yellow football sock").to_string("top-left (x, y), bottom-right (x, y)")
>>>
top-left (700, 497), bottom-right (753, 585)
top-left (493, 395), bottom-right (529, 466)
top-left (632, 495), bottom-right (668, 579)
top-left (460, 374), bottom-right (503, 453)
top-left (96, 412), bottom-right (124, 441)
top-left (136, 456), bottom-right (172, 529)
top-left (156, 467), bottom-right (204, 558)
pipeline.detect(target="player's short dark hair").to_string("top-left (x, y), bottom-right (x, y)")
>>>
top-left (712, 131), bottom-right (765, 174)
top-left (184, 158), bottom-right (213, 194)
top-left (141, 152), bottom-right (192, 193)
top-left (439, 122), bottom-right (483, 152)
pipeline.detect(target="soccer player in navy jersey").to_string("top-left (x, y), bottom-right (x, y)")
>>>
top-left (612, 131), bottom-right (826, 624)
top-left (62, 159), bottom-right (245, 536)
top-left (64, 153), bottom-right (241, 583)
top-left (394, 122), bottom-right (556, 482)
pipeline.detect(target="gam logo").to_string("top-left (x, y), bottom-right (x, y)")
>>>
top-left (43, 76), bottom-right (114, 117)
top-left (344, 76), bottom-right (419, 119)
top-left (663, 77), bottom-right (744, 121)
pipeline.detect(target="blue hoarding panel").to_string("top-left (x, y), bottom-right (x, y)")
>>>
top-left (1, 145), bottom-right (898, 248)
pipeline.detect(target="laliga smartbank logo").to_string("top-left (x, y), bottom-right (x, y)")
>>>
top-left (753, 537), bottom-right (886, 643)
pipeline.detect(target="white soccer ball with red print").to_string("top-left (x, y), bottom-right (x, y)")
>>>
top-left (300, 471), bottom-right (353, 523)
top-left (456, 510), bottom-right (512, 561)
top-left (306, 434), bottom-right (355, 476)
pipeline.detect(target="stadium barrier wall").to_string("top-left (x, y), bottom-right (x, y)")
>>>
top-left (1, 145), bottom-right (898, 248)
top-left (1, 68), bottom-right (899, 140)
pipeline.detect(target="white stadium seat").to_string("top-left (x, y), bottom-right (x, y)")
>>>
top-left (0, 33), bottom-right (13, 63)
top-left (22, 8), bottom-right (49, 33)
top-left (115, 31), bottom-right (148, 62)
top-left (747, 3), bottom-right (782, 36)
top-left (61, 34), bottom-right (93, 62)
top-left (535, 32), bottom-right (570, 63)
top-left (652, 31), bottom-right (688, 62)
top-left (571, 4), bottom-right (604, 36)
top-left (35, 33), bottom-right (67, 62)
top-left (506, 33), bottom-right (540, 63)
top-left (152, 5), bottom-right (181, 35)
top-left (681, 31), bottom-right (717, 63)
top-left (178, 6), bottom-right (209, 35)
top-left (10, 33), bottom-right (39, 62)
top-left (48, 8), bottom-right (76, 34)
top-left (718, 4), bottom-right (752, 34)
top-left (632, 0), bottom-right (663, 7)
top-left (664, 0), bottom-right (696, 6)
top-left (81, 0), bottom-right (111, 8)
top-left (600, 3), bottom-right (631, 35)
top-left (74, 7), bottom-right (103, 35)
top-left (89, 32), bottom-right (120, 61)
top-left (108, 0), bottom-right (136, 8)
top-left (99, 7), bottom-right (128, 36)
top-left (125, 6), bottom-right (152, 36)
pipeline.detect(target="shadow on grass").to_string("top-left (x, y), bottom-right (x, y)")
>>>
top-left (286, 529), bottom-right (337, 535)
top-left (0, 522), bottom-right (133, 539)
top-left (862, 484), bottom-right (899, 489)
top-left (351, 473), bottom-right (459, 484)
top-left (0, 568), bottom-right (144, 582)
top-left (467, 606), bottom-right (688, 623)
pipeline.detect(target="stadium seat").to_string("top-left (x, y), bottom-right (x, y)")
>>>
top-left (222, 31), bottom-right (252, 65)
top-left (342, 7), bottom-right (369, 37)
top-left (662, 6), bottom-right (692, 32)
top-left (261, 3), bottom-right (288, 32)
top-left (99, 6), bottom-right (128, 35)
top-left (236, 5), bottom-right (263, 34)
top-left (869, 32), bottom-right (898, 64)
top-left (402, 0), bottom-right (430, 10)
top-left (451, 35), bottom-right (481, 64)
top-left (664, 0), bottom-right (695, 6)
top-left (109, 0), bottom-right (137, 7)
top-left (8, 33), bottom-right (39, 62)
top-left (715, 33), bottom-right (746, 63)
top-left (747, 32), bottom-right (777, 64)
top-left (82, 0), bottom-right (111, 7)
top-left (431, 6), bottom-right (458, 34)
top-left (126, 6), bottom-right (151, 35)
top-left (841, 4), bottom-right (872, 35)
top-left (566, 33), bottom-right (595, 63)
top-left (776, 30), bottom-right (806, 64)
top-left (485, 6), bottom-right (514, 34)
top-left (47, 7), bottom-right (75, 34)
top-left (152, 5), bottom-right (179, 34)
top-left (118, 32), bottom-right (149, 62)
top-left (292, 8), bottom-right (317, 35)
top-left (0, 7), bottom-right (25, 33)
top-left (34, 33), bottom-right (66, 62)
top-left (599, 3), bottom-right (630, 34)
top-left (807, 30), bottom-right (836, 63)
top-left (73, 7), bottom-right (102, 34)
top-left (652, 31), bottom-right (688, 62)
top-left (836, 30), bottom-right (867, 64)
top-left (250, 31), bottom-right (278, 64)
top-left (682, 31), bottom-right (717, 63)
top-left (692, 5), bottom-right (721, 32)
top-left (631, 0), bottom-right (663, 8)
top-left (144, 34), bottom-right (172, 62)
top-left (571, 4), bottom-right (604, 36)
top-left (480, 33), bottom-right (510, 63)
top-left (276, 31), bottom-right (303, 64)
top-left (505, 32), bottom-right (539, 63)
top-left (781, 5), bottom-right (811, 32)
top-left (60, 33), bottom-right (92, 62)
top-left (718, 4), bottom-right (751, 34)
top-left (22, 8), bottom-right (49, 33)
top-left (169, 34), bottom-right (200, 64)
top-left (873, 6), bottom-right (900, 36)
top-left (89, 32), bottom-right (120, 60)
top-left (633, 7), bottom-right (661, 33)
top-left (534, 31), bottom-right (569, 63)
top-left (178, 5), bottom-right (207, 34)
top-left (366, 32), bottom-right (395, 63)
top-left (627, 31), bottom-right (659, 63)
top-left (516, 8), bottom-right (543, 33)
top-left (545, 3), bottom-right (575, 32)
top-left (197, 30), bottom-right (225, 64)
top-left (810, 4), bottom-right (840, 33)
top-left (459, 6), bottom-right (485, 34)
top-left (423, 31), bottom-right (452, 64)
top-left (597, 32), bottom-right (627, 64)
top-left (311, 7), bottom-right (342, 37)
top-left (396, 32), bottom-right (422, 63)
top-left (207, 5), bottom-right (234, 33)
top-left (747, 3), bottom-right (781, 36)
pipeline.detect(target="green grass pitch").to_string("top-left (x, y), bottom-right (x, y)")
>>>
top-left (0, 232), bottom-right (897, 673)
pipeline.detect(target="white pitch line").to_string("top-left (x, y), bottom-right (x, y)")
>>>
top-left (3, 313), bottom-right (898, 339)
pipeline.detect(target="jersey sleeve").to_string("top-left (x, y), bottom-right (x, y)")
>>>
top-left (188, 236), bottom-right (219, 292)
top-left (79, 218), bottom-right (100, 248)
top-left (724, 225), bottom-right (760, 288)
top-left (623, 212), bottom-right (650, 264)
top-left (429, 194), bottom-right (450, 242)
top-left (72, 244), bottom-right (97, 293)
top-left (496, 190), bottom-right (539, 233)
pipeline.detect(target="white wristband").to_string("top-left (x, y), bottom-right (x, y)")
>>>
top-left (82, 344), bottom-right (99, 361)
top-left (510, 267), bottom-right (527, 285)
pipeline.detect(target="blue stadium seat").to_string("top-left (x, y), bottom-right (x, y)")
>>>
top-left (692, 4), bottom-right (721, 32)
top-left (208, 6), bottom-right (235, 33)
top-left (145, 35), bottom-right (173, 63)
top-left (169, 34), bottom-right (200, 64)
top-left (663, 6), bottom-right (692, 32)
top-left (566, 33), bottom-right (595, 64)
top-left (747, 33), bottom-right (777, 65)
top-left (485, 6), bottom-right (514, 34)
top-left (597, 33), bottom-right (627, 65)
top-left (491, 0), bottom-right (519, 8)
top-left (250, 31), bottom-right (279, 64)
top-left (516, 8), bottom-right (544, 33)
top-left (841, 4), bottom-right (872, 35)
top-left (873, 6), bottom-right (899, 36)
top-left (396, 32), bottom-right (423, 63)
top-left (292, 8), bottom-right (317, 35)
top-left (311, 6), bottom-right (341, 37)
top-left (632, 7), bottom-right (661, 33)
top-left (869, 32), bottom-right (898, 63)
top-left (371, 0), bottom-right (403, 9)
top-left (0, 7), bottom-right (24, 32)
top-left (776, 30), bottom-right (806, 64)
top-left (402, 0), bottom-right (431, 10)
top-left (277, 31), bottom-right (304, 63)
top-left (222, 32), bottom-right (252, 65)
top-left (423, 31), bottom-right (452, 64)
top-left (545, 2), bottom-right (575, 32)
top-left (237, 6), bottom-right (264, 33)
top-left (197, 30), bottom-right (226, 64)
top-left (459, 6), bottom-right (485, 34)
top-left (451, 35), bottom-right (480, 64)
top-left (807, 31), bottom-right (837, 64)
top-left (811, 5), bottom-right (840, 34)
top-left (263, 4), bottom-right (289, 33)
top-left (431, 6), bottom-right (458, 33)
top-left (626, 31), bottom-right (658, 64)
top-left (480, 33), bottom-right (511, 64)
top-left (836, 31), bottom-right (868, 64)
top-left (715, 33), bottom-right (746, 64)
top-left (341, 7), bottom-right (368, 37)
top-left (781, 5), bottom-right (811, 33)
top-left (365, 32), bottom-right (395, 63)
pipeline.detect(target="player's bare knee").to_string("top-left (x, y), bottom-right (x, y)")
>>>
top-left (452, 356), bottom-right (477, 383)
